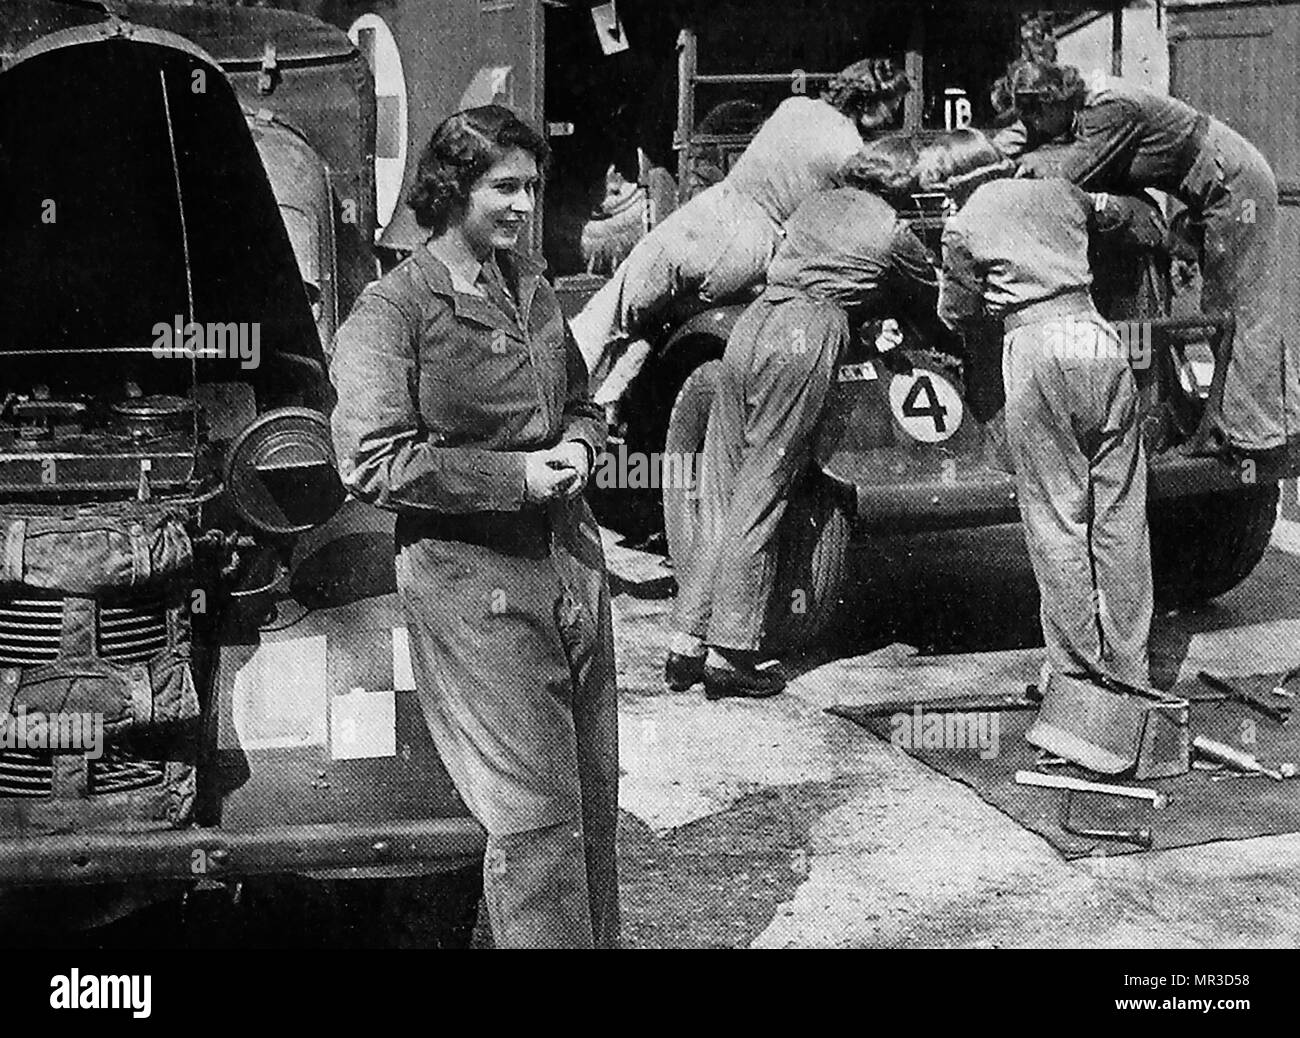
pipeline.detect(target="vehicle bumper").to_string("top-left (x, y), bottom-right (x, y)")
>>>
top-left (830, 449), bottom-right (1248, 536)
top-left (0, 817), bottom-right (486, 887)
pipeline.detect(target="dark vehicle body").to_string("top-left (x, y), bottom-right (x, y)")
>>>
top-left (0, 1), bottom-right (481, 940)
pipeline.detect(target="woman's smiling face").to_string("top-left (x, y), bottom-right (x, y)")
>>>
top-left (458, 146), bottom-right (540, 259)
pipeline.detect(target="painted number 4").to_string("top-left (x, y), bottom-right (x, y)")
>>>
top-left (889, 371), bottom-right (963, 444)
top-left (901, 375), bottom-right (948, 434)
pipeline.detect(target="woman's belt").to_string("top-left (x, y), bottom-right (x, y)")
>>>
top-left (1001, 288), bottom-right (1099, 334)
top-left (397, 508), bottom-right (551, 557)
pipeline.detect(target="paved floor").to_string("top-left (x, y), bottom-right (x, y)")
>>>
top-left (608, 516), bottom-right (1300, 948)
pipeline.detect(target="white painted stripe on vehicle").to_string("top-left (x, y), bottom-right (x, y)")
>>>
top-left (1270, 517), bottom-right (1300, 556)
top-left (392, 626), bottom-right (417, 691)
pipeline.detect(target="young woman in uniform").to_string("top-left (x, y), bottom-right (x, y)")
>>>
top-left (666, 137), bottom-right (936, 698)
top-left (927, 128), bottom-right (1152, 688)
top-left (569, 58), bottom-right (913, 413)
top-left (996, 58), bottom-right (1298, 476)
top-left (330, 106), bottom-right (618, 948)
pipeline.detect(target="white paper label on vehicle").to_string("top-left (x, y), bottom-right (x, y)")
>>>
top-left (836, 361), bottom-right (878, 383)
top-left (331, 688), bottom-right (397, 760)
top-left (221, 635), bottom-right (328, 751)
top-left (888, 371), bottom-right (963, 443)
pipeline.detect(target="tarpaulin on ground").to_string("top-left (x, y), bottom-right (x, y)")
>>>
top-left (831, 670), bottom-right (1300, 858)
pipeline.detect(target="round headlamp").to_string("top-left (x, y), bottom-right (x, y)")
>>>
top-left (224, 407), bottom-right (345, 535)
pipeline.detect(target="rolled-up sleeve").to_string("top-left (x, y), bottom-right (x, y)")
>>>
top-left (330, 290), bottom-right (528, 513)
top-left (1087, 190), bottom-right (1168, 251)
top-left (938, 220), bottom-right (986, 331)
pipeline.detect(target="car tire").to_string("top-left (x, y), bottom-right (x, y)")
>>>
top-left (1149, 483), bottom-right (1279, 605)
top-left (662, 360), bottom-right (852, 653)
top-left (661, 360), bottom-right (720, 565)
top-left (762, 486), bottom-right (853, 653)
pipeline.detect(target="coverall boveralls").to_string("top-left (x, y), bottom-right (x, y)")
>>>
top-left (330, 246), bottom-right (619, 949)
top-left (569, 95), bottom-right (865, 392)
top-left (1004, 77), bottom-right (1298, 460)
top-left (940, 178), bottom-right (1153, 686)
top-left (673, 188), bottom-right (935, 652)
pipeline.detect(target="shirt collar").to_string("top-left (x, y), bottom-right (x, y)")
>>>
top-left (422, 236), bottom-right (484, 294)
top-left (411, 241), bottom-right (549, 327)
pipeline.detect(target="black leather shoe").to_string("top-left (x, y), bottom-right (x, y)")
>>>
top-left (664, 651), bottom-right (706, 691)
top-left (703, 663), bottom-right (786, 700)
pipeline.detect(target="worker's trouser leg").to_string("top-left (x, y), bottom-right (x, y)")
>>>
top-left (1003, 313), bottom-right (1153, 687)
top-left (482, 821), bottom-right (594, 948)
top-left (569, 183), bottom-right (779, 383)
top-left (396, 499), bottom-right (620, 949)
top-left (1181, 120), bottom-right (1298, 454)
top-left (673, 296), bottom-right (847, 652)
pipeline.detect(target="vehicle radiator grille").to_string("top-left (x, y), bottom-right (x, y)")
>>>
top-left (88, 749), bottom-right (166, 795)
top-left (0, 748), bottom-right (53, 798)
top-left (0, 594), bottom-right (171, 666)
top-left (98, 593), bottom-right (170, 662)
top-left (0, 598), bottom-right (63, 666)
top-left (0, 593), bottom-right (172, 798)
top-left (0, 749), bottom-right (167, 798)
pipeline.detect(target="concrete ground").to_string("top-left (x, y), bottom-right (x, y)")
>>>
top-left (608, 515), bottom-right (1300, 949)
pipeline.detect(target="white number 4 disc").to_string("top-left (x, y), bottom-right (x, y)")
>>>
top-left (888, 371), bottom-right (963, 443)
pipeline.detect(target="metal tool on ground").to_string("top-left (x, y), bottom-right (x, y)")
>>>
top-left (1058, 790), bottom-right (1153, 848)
top-left (1191, 735), bottom-right (1294, 781)
top-left (825, 692), bottom-right (1038, 722)
top-left (1014, 769), bottom-right (1169, 807)
top-left (1209, 769), bottom-right (1269, 783)
top-left (1273, 663), bottom-right (1300, 699)
top-left (1015, 770), bottom-right (1165, 848)
top-left (1195, 672), bottom-right (1291, 724)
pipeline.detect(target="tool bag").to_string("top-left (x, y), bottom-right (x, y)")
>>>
top-left (0, 503), bottom-right (199, 730)
top-left (0, 507), bottom-right (192, 594)
top-left (0, 505), bottom-right (200, 833)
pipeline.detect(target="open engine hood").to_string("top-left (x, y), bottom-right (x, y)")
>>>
top-left (0, 20), bottom-right (326, 406)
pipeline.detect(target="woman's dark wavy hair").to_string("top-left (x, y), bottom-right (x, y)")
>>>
top-left (916, 128), bottom-right (1014, 197)
top-left (823, 57), bottom-right (911, 119)
top-left (834, 135), bottom-right (919, 205)
top-left (407, 105), bottom-right (551, 234)
top-left (1004, 58), bottom-right (1087, 108)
